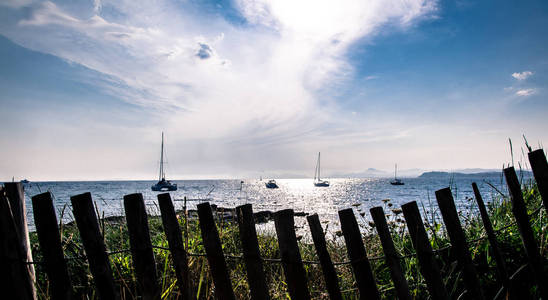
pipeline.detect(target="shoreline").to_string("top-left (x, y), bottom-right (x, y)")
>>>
top-left (60, 203), bottom-right (310, 229)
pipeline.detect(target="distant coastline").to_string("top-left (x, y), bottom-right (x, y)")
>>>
top-left (417, 170), bottom-right (532, 178)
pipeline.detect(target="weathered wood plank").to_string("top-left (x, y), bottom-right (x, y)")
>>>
top-left (123, 193), bottom-right (160, 300)
top-left (528, 149), bottom-right (548, 209)
top-left (472, 183), bottom-right (509, 289)
top-left (197, 202), bottom-right (236, 300)
top-left (0, 190), bottom-right (35, 300)
top-left (71, 192), bottom-right (118, 300)
top-left (435, 187), bottom-right (484, 299)
top-left (32, 192), bottom-right (73, 300)
top-left (307, 214), bottom-right (342, 300)
top-left (370, 207), bottom-right (411, 300)
top-left (401, 201), bottom-right (449, 300)
top-left (3, 182), bottom-right (36, 299)
top-left (236, 204), bottom-right (269, 300)
top-left (157, 193), bottom-right (192, 300)
top-left (338, 208), bottom-right (380, 300)
top-left (504, 167), bottom-right (548, 299)
top-left (274, 209), bottom-right (311, 300)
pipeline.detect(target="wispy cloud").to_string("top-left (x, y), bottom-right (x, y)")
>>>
top-left (1, 0), bottom-right (436, 139)
top-left (512, 71), bottom-right (533, 80)
top-left (515, 88), bottom-right (536, 96)
top-left (0, 0), bottom-right (440, 177)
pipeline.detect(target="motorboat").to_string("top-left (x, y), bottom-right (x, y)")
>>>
top-left (265, 179), bottom-right (279, 189)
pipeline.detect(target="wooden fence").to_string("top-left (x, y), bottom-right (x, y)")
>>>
top-left (1, 149), bottom-right (548, 299)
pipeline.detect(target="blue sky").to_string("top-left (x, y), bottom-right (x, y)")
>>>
top-left (0, 0), bottom-right (547, 180)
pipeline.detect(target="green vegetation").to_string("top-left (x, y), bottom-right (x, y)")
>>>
top-left (30, 180), bottom-right (547, 299)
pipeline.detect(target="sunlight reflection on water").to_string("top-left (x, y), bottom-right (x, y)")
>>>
top-left (22, 173), bottom-right (520, 234)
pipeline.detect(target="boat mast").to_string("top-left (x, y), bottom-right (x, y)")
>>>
top-left (318, 152), bottom-right (321, 181)
top-left (394, 163), bottom-right (397, 180)
top-left (314, 153), bottom-right (318, 181)
top-left (159, 132), bottom-right (165, 181)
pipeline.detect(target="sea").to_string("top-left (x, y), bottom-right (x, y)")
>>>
top-left (21, 172), bottom-right (529, 233)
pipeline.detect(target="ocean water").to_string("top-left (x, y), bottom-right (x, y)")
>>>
top-left (21, 172), bottom-right (523, 233)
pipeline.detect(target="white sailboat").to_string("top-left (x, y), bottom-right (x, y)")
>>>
top-left (390, 164), bottom-right (404, 185)
top-left (151, 132), bottom-right (177, 191)
top-left (314, 152), bottom-right (330, 187)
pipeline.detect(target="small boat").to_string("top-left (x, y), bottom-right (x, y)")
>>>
top-left (265, 179), bottom-right (279, 189)
top-left (390, 164), bottom-right (404, 185)
top-left (20, 179), bottom-right (30, 184)
top-left (151, 132), bottom-right (177, 191)
top-left (314, 152), bottom-right (329, 187)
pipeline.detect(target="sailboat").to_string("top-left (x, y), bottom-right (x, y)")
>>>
top-left (314, 152), bottom-right (330, 187)
top-left (151, 132), bottom-right (178, 191)
top-left (390, 164), bottom-right (404, 185)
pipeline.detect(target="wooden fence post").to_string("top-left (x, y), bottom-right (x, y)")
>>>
top-left (472, 183), bottom-right (509, 289)
top-left (338, 208), bottom-right (380, 300)
top-left (71, 192), bottom-right (118, 300)
top-left (306, 214), bottom-right (342, 300)
top-left (435, 187), bottom-right (484, 299)
top-left (0, 189), bottom-right (35, 300)
top-left (401, 201), bottom-right (449, 300)
top-left (528, 149), bottom-right (548, 209)
top-left (504, 167), bottom-right (548, 298)
top-left (197, 202), bottom-right (236, 300)
top-left (370, 207), bottom-right (412, 300)
top-left (123, 193), bottom-right (160, 300)
top-left (32, 192), bottom-right (73, 300)
top-left (157, 193), bottom-right (192, 300)
top-left (235, 204), bottom-right (269, 300)
top-left (274, 209), bottom-right (311, 300)
top-left (3, 182), bottom-right (36, 299)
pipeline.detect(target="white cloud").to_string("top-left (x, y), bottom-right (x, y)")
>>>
top-left (515, 88), bottom-right (536, 97)
top-left (2, 0), bottom-right (435, 125)
top-left (0, 0), bottom-right (438, 177)
top-left (236, 0), bottom-right (436, 87)
top-left (512, 71), bottom-right (533, 80)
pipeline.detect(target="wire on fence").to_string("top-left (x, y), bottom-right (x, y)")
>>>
top-left (21, 203), bottom-right (541, 268)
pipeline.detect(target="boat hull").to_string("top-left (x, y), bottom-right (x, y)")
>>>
top-left (151, 182), bottom-right (178, 191)
top-left (265, 180), bottom-right (279, 189)
top-left (314, 181), bottom-right (330, 187)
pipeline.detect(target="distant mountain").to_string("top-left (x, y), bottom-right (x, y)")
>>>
top-left (418, 170), bottom-right (531, 178)
top-left (452, 168), bottom-right (501, 173)
top-left (332, 168), bottom-right (429, 178)
top-left (313, 168), bottom-right (529, 179)
top-left (332, 168), bottom-right (390, 178)
top-left (395, 168), bottom-right (426, 177)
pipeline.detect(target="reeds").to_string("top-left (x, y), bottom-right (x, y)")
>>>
top-left (29, 180), bottom-right (547, 299)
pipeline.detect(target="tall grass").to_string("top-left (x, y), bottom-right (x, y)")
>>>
top-left (29, 180), bottom-right (547, 299)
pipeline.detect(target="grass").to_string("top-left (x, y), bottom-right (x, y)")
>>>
top-left (29, 178), bottom-right (547, 299)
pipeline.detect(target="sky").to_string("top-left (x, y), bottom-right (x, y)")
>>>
top-left (0, 0), bottom-right (547, 181)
